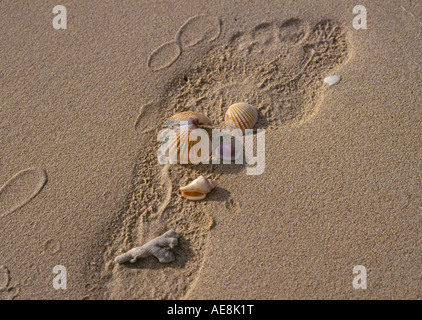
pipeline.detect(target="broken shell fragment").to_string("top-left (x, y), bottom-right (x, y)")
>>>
top-left (324, 75), bottom-right (340, 86)
top-left (179, 175), bottom-right (217, 200)
top-left (164, 111), bottom-right (212, 128)
top-left (215, 143), bottom-right (241, 161)
top-left (225, 102), bottom-right (258, 131)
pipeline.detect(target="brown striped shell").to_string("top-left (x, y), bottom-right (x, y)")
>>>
top-left (224, 103), bottom-right (258, 131)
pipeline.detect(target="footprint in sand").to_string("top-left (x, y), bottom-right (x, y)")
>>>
top-left (169, 19), bottom-right (349, 128)
top-left (147, 41), bottom-right (182, 72)
top-left (0, 265), bottom-right (20, 300)
top-left (0, 167), bottom-right (47, 218)
top-left (102, 159), bottom-right (217, 299)
top-left (0, 265), bottom-right (10, 290)
top-left (147, 14), bottom-right (221, 71)
top-left (102, 17), bottom-right (349, 299)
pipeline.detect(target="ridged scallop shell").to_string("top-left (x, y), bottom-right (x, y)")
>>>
top-left (225, 103), bottom-right (258, 131)
top-left (164, 127), bottom-right (211, 164)
top-left (180, 176), bottom-right (217, 200)
top-left (164, 111), bottom-right (212, 128)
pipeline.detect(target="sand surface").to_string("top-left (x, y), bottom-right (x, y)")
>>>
top-left (0, 0), bottom-right (421, 299)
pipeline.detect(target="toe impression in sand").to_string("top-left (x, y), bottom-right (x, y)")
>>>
top-left (114, 230), bottom-right (180, 264)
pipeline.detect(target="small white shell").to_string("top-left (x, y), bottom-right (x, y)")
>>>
top-left (225, 102), bottom-right (258, 131)
top-left (179, 176), bottom-right (217, 200)
top-left (163, 127), bottom-right (211, 164)
top-left (324, 75), bottom-right (340, 86)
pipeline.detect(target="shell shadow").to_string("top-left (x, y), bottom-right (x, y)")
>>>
top-left (255, 109), bottom-right (272, 129)
top-left (207, 186), bottom-right (231, 203)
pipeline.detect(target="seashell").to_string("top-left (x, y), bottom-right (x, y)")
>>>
top-left (324, 75), bottom-right (340, 86)
top-left (164, 127), bottom-right (211, 164)
top-left (179, 176), bottom-right (217, 200)
top-left (164, 111), bottom-right (212, 128)
top-left (215, 143), bottom-right (241, 161)
top-left (225, 102), bottom-right (258, 131)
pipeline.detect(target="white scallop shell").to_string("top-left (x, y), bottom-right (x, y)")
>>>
top-left (179, 176), bottom-right (217, 200)
top-left (225, 102), bottom-right (258, 131)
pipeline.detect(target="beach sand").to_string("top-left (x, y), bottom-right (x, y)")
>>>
top-left (0, 0), bottom-right (421, 299)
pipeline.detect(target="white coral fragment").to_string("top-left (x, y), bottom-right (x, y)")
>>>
top-left (114, 230), bottom-right (180, 264)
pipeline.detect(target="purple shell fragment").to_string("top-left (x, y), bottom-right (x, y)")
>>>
top-left (215, 144), bottom-right (241, 161)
